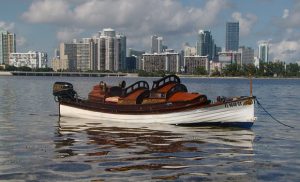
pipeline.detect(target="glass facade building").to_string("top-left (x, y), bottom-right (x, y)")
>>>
top-left (226, 22), bottom-right (239, 51)
top-left (196, 30), bottom-right (215, 60)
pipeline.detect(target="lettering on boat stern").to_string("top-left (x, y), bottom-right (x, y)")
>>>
top-left (225, 101), bottom-right (242, 108)
top-left (243, 99), bottom-right (253, 106)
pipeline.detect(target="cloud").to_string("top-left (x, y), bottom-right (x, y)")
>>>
top-left (269, 2), bottom-right (300, 62)
top-left (0, 21), bottom-right (15, 31)
top-left (231, 12), bottom-right (257, 36)
top-left (0, 21), bottom-right (28, 48)
top-left (22, 0), bottom-right (72, 24)
top-left (16, 36), bottom-right (27, 47)
top-left (267, 39), bottom-right (300, 63)
top-left (282, 9), bottom-right (289, 19)
top-left (56, 28), bottom-right (84, 42)
top-left (277, 2), bottom-right (300, 28)
top-left (22, 0), bottom-right (229, 49)
top-left (272, 40), bottom-right (300, 62)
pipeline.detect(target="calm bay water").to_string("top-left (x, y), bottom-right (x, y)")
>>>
top-left (0, 76), bottom-right (299, 181)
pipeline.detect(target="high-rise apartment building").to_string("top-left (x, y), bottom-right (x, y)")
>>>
top-left (258, 42), bottom-right (269, 63)
top-left (151, 35), bottom-right (163, 53)
top-left (96, 28), bottom-right (126, 71)
top-left (83, 38), bottom-right (98, 71)
top-left (226, 22), bottom-right (239, 51)
top-left (54, 28), bottom-right (126, 72)
top-left (76, 42), bottom-right (90, 71)
top-left (196, 30), bottom-right (216, 60)
top-left (59, 43), bottom-right (77, 71)
top-left (58, 41), bottom-right (91, 71)
top-left (0, 29), bottom-right (16, 65)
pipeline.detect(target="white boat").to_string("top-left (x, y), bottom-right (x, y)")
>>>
top-left (53, 75), bottom-right (256, 128)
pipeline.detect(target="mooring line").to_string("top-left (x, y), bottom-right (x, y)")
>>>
top-left (255, 98), bottom-right (295, 129)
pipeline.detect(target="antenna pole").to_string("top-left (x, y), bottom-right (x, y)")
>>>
top-left (249, 74), bottom-right (253, 97)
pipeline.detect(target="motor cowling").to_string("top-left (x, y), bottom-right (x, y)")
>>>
top-left (53, 82), bottom-right (77, 101)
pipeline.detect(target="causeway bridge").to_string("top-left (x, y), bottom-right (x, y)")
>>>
top-left (10, 71), bottom-right (129, 77)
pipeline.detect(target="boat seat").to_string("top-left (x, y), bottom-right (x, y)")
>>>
top-left (118, 89), bottom-right (150, 104)
top-left (105, 96), bottom-right (120, 103)
top-left (157, 83), bottom-right (177, 93)
top-left (88, 83), bottom-right (123, 103)
top-left (149, 83), bottom-right (177, 99)
top-left (168, 92), bottom-right (202, 102)
top-left (88, 85), bottom-right (105, 102)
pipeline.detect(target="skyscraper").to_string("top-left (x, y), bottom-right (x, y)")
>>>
top-left (196, 30), bottom-right (215, 60)
top-left (226, 22), bottom-right (239, 51)
top-left (151, 35), bottom-right (163, 53)
top-left (0, 29), bottom-right (16, 65)
top-left (117, 34), bottom-right (126, 70)
top-left (258, 42), bottom-right (269, 63)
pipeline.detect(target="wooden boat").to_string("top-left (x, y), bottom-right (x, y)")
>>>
top-left (53, 75), bottom-right (256, 128)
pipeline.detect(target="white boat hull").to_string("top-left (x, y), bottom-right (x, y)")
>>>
top-left (59, 98), bottom-right (256, 128)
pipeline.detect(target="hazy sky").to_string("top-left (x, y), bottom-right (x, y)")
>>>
top-left (1, 0), bottom-right (300, 63)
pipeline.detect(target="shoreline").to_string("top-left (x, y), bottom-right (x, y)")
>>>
top-left (177, 75), bottom-right (300, 79)
top-left (0, 71), bottom-right (299, 79)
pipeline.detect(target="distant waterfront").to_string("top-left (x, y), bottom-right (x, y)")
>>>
top-left (0, 71), bottom-right (128, 77)
top-left (0, 71), bottom-right (299, 79)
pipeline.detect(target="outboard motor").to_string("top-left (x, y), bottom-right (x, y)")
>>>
top-left (53, 82), bottom-right (77, 102)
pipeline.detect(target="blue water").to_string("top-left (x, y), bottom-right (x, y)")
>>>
top-left (0, 76), bottom-right (299, 181)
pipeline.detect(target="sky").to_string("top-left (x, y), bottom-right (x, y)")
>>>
top-left (1, 0), bottom-right (300, 63)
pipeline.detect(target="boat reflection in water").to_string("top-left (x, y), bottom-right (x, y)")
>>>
top-left (54, 117), bottom-right (255, 181)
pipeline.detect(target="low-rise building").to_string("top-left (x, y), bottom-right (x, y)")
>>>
top-left (184, 56), bottom-right (209, 74)
top-left (142, 52), bottom-right (180, 73)
top-left (183, 44), bottom-right (197, 56)
top-left (125, 56), bottom-right (136, 72)
top-left (210, 61), bottom-right (222, 74)
top-left (128, 48), bottom-right (145, 70)
top-left (239, 46), bottom-right (254, 65)
top-left (9, 51), bottom-right (47, 68)
top-left (219, 51), bottom-right (241, 66)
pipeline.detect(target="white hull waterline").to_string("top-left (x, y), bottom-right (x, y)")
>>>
top-left (59, 98), bottom-right (256, 128)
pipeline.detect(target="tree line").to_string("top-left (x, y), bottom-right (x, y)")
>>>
top-left (217, 62), bottom-right (300, 77)
top-left (0, 65), bottom-right (53, 72)
top-left (2, 62), bottom-right (299, 77)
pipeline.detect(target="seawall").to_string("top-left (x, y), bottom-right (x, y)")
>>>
top-left (0, 72), bottom-right (12, 76)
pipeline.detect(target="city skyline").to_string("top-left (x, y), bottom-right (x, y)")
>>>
top-left (0, 0), bottom-right (300, 63)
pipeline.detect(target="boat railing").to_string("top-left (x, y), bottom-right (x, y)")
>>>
top-left (151, 74), bottom-right (181, 90)
top-left (122, 81), bottom-right (149, 97)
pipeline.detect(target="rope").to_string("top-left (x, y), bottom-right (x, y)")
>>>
top-left (256, 98), bottom-right (295, 129)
